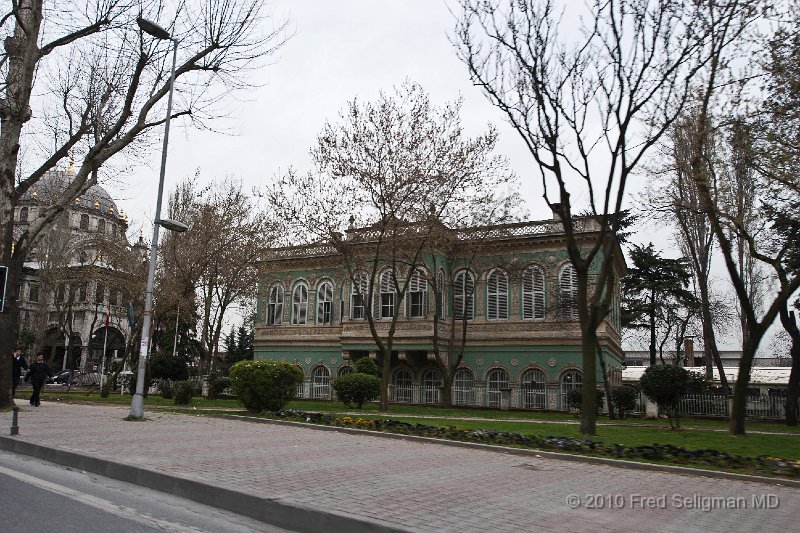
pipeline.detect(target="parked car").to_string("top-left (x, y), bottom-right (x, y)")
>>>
top-left (52, 370), bottom-right (80, 386)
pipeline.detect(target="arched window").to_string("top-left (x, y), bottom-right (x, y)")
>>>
top-left (95, 282), bottom-right (105, 303)
top-left (559, 264), bottom-right (579, 320)
top-left (392, 368), bottom-right (412, 403)
top-left (316, 280), bottom-right (333, 325)
top-left (521, 368), bottom-right (547, 409)
top-left (452, 368), bottom-right (475, 405)
top-left (522, 265), bottom-right (545, 320)
top-left (560, 369), bottom-right (583, 409)
top-left (311, 366), bottom-right (330, 399)
top-left (79, 214), bottom-right (89, 230)
top-left (112, 224), bottom-right (118, 238)
top-left (379, 269), bottom-right (395, 319)
top-left (337, 365), bottom-right (354, 378)
top-left (406, 268), bottom-right (427, 318)
top-left (19, 207), bottom-right (28, 223)
top-left (292, 284), bottom-right (308, 325)
top-left (97, 219), bottom-right (106, 234)
top-left (422, 368), bottom-right (443, 404)
top-left (486, 368), bottom-right (509, 408)
top-left (350, 272), bottom-right (368, 319)
top-left (486, 269), bottom-right (509, 320)
top-left (435, 271), bottom-right (445, 319)
top-left (453, 270), bottom-right (474, 321)
top-left (267, 285), bottom-right (284, 325)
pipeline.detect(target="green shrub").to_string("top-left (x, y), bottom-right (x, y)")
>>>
top-left (173, 380), bottom-right (195, 405)
top-left (229, 360), bottom-right (304, 412)
top-left (640, 364), bottom-right (690, 428)
top-left (332, 373), bottom-right (381, 408)
top-left (206, 373), bottom-right (230, 399)
top-left (686, 371), bottom-right (709, 394)
top-left (353, 357), bottom-right (379, 376)
top-left (159, 380), bottom-right (174, 399)
top-left (610, 385), bottom-right (638, 419)
top-left (566, 388), bottom-right (604, 413)
top-left (149, 351), bottom-right (189, 382)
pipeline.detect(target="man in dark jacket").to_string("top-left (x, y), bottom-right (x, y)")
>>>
top-left (24, 353), bottom-right (53, 407)
top-left (11, 347), bottom-right (29, 400)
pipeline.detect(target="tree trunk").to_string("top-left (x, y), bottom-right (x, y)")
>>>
top-left (729, 337), bottom-right (758, 435)
top-left (697, 279), bottom-right (730, 393)
top-left (780, 309), bottom-right (799, 426)
top-left (379, 349), bottom-right (390, 412)
top-left (596, 343), bottom-right (615, 419)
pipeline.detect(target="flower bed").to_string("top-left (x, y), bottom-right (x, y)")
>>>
top-left (272, 409), bottom-right (800, 479)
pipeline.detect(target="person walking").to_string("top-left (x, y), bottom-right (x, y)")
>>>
top-left (24, 353), bottom-right (53, 407)
top-left (11, 347), bottom-right (29, 401)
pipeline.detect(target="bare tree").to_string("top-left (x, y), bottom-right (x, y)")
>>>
top-left (161, 177), bottom-right (276, 375)
top-left (267, 82), bottom-right (520, 411)
top-left (453, 0), bottom-right (751, 434)
top-left (0, 0), bottom-right (290, 407)
top-left (651, 109), bottom-right (732, 390)
top-left (675, 1), bottom-right (800, 435)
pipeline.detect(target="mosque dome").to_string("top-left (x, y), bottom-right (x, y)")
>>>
top-left (20, 169), bottom-right (121, 215)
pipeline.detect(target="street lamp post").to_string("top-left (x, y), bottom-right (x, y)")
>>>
top-left (129, 18), bottom-right (185, 418)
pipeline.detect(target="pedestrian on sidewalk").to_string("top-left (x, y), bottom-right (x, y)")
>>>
top-left (24, 353), bottom-right (53, 407)
top-left (11, 347), bottom-right (29, 400)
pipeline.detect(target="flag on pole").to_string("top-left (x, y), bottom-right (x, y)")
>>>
top-left (105, 301), bottom-right (111, 327)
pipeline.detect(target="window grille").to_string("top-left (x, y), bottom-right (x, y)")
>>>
top-left (521, 368), bottom-right (547, 409)
top-left (486, 368), bottom-right (509, 408)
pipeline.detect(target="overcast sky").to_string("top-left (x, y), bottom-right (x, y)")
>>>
top-left (119, 0), bottom-right (547, 231)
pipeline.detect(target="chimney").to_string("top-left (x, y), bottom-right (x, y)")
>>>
top-left (684, 336), bottom-right (695, 366)
top-left (550, 203), bottom-right (562, 220)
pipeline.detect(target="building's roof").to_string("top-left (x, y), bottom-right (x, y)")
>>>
top-left (622, 366), bottom-right (790, 385)
top-left (20, 169), bottom-right (121, 215)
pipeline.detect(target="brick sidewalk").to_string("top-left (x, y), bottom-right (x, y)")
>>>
top-left (3, 402), bottom-right (798, 532)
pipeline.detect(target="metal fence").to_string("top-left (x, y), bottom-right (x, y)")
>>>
top-left (292, 379), bottom-right (794, 420)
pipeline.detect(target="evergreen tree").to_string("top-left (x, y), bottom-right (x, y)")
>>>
top-left (622, 243), bottom-right (698, 366)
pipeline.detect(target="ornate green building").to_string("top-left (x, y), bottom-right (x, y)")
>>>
top-left (254, 213), bottom-right (625, 410)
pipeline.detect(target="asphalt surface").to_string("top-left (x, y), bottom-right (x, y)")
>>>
top-left (2, 402), bottom-right (799, 532)
top-left (1, 449), bottom-right (293, 533)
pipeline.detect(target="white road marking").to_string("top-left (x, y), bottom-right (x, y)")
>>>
top-left (0, 465), bottom-right (207, 533)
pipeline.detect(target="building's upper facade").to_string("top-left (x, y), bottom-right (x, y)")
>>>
top-left (254, 214), bottom-right (626, 409)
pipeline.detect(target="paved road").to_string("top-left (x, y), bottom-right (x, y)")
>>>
top-left (1, 449), bottom-right (292, 533)
top-left (2, 402), bottom-right (798, 532)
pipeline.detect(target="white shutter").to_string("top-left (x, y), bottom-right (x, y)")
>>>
top-left (560, 264), bottom-right (578, 320)
top-left (498, 270), bottom-right (508, 319)
top-left (523, 266), bottom-right (545, 320)
top-left (487, 270), bottom-right (498, 319)
top-left (436, 271), bottom-right (444, 318)
top-left (455, 271), bottom-right (474, 320)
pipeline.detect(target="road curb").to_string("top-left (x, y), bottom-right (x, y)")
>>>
top-left (217, 414), bottom-right (800, 489)
top-left (0, 435), bottom-right (406, 533)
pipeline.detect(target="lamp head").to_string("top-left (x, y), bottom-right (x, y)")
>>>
top-left (137, 17), bottom-right (171, 40)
